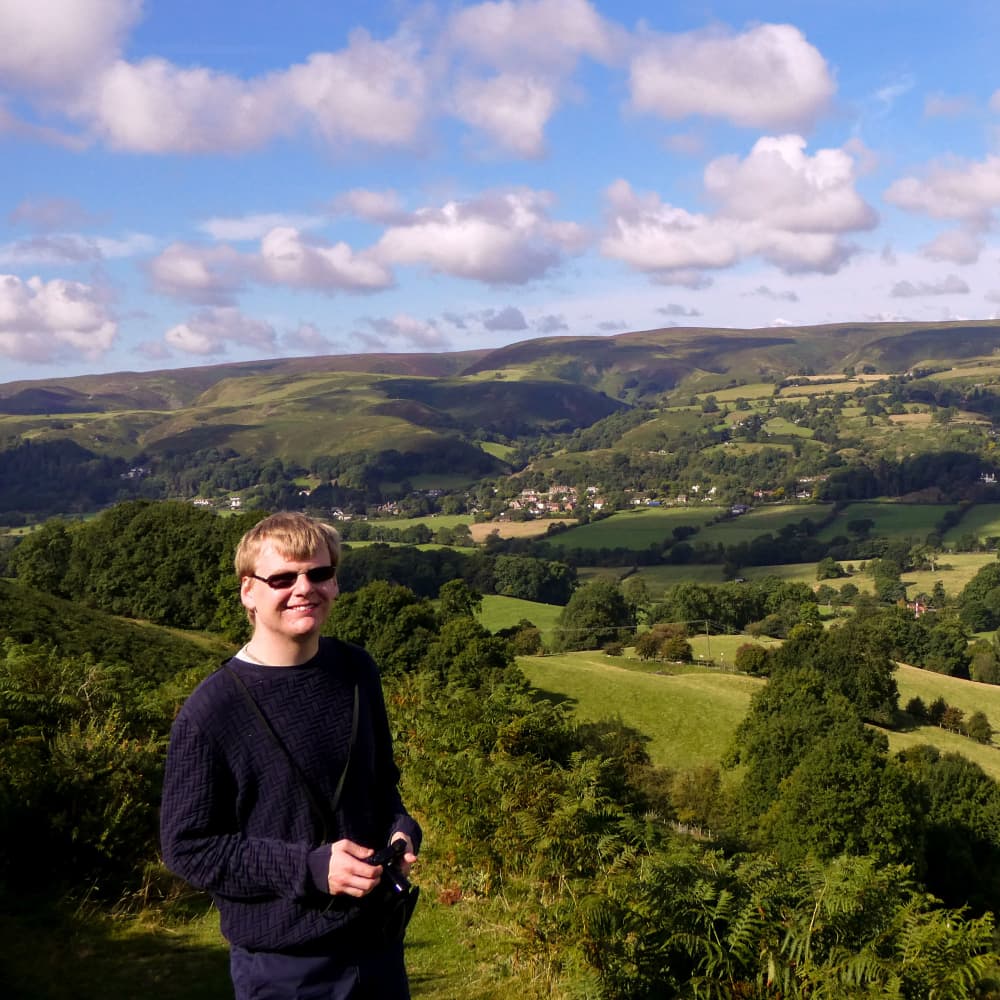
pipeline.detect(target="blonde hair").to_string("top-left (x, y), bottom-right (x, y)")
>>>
top-left (235, 512), bottom-right (341, 578)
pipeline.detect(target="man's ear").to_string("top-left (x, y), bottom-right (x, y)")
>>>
top-left (240, 577), bottom-right (255, 612)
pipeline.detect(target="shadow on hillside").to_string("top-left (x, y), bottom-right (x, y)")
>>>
top-left (529, 685), bottom-right (579, 709)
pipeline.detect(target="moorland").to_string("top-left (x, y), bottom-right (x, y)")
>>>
top-left (9, 320), bottom-right (1000, 996)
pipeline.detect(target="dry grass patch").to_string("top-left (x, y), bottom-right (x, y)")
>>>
top-left (888, 412), bottom-right (932, 426)
top-left (469, 519), bottom-right (576, 542)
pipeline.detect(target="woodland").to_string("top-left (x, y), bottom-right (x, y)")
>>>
top-left (9, 321), bottom-right (1000, 995)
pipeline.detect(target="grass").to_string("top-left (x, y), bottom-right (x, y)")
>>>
top-left (945, 504), bottom-right (1000, 544)
top-left (542, 507), bottom-right (724, 551)
top-left (901, 552), bottom-right (996, 599)
top-left (817, 502), bottom-right (957, 543)
top-left (479, 595), bottom-right (563, 643)
top-left (697, 504), bottom-right (832, 546)
top-left (468, 519), bottom-right (576, 542)
top-left (520, 651), bottom-right (763, 770)
top-left (368, 514), bottom-right (475, 532)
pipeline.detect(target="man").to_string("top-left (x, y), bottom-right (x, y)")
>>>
top-left (161, 512), bottom-right (421, 999)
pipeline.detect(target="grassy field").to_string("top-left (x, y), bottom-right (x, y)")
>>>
top-left (519, 651), bottom-right (763, 770)
top-left (697, 504), bottom-right (832, 547)
top-left (468, 518), bottom-right (576, 542)
top-left (945, 504), bottom-right (1000, 544)
top-left (901, 551), bottom-right (995, 599)
top-left (541, 507), bottom-right (724, 551)
top-left (368, 514), bottom-right (475, 532)
top-left (817, 502), bottom-right (957, 543)
top-left (479, 595), bottom-right (563, 642)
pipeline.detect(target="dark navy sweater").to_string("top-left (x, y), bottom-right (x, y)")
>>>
top-left (160, 637), bottom-right (421, 953)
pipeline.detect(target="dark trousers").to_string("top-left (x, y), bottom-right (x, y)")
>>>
top-left (230, 941), bottom-right (410, 1000)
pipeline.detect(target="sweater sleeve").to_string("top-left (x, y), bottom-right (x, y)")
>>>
top-left (160, 713), bottom-right (317, 901)
top-left (364, 661), bottom-right (423, 854)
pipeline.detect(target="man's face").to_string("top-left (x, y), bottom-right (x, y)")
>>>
top-left (240, 540), bottom-right (339, 645)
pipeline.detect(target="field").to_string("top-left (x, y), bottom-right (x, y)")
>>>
top-left (818, 502), bottom-right (956, 543)
top-left (697, 504), bottom-right (832, 546)
top-left (945, 504), bottom-right (1000, 544)
top-left (520, 651), bottom-right (764, 770)
top-left (479, 595), bottom-right (563, 642)
top-left (540, 507), bottom-right (724, 551)
top-left (468, 518), bottom-right (576, 542)
top-left (519, 651), bottom-right (1000, 782)
top-left (901, 552), bottom-right (995, 599)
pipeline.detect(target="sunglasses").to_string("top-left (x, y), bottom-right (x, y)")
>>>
top-left (249, 565), bottom-right (337, 590)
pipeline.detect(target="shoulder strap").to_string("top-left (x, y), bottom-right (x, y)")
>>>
top-left (223, 662), bottom-right (359, 843)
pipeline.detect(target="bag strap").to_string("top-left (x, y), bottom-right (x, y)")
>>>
top-left (223, 662), bottom-right (359, 843)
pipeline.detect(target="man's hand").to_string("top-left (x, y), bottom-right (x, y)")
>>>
top-left (326, 839), bottom-right (383, 897)
top-left (389, 832), bottom-right (417, 879)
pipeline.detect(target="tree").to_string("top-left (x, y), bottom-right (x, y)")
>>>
top-left (437, 579), bottom-right (483, 621)
top-left (554, 580), bottom-right (635, 652)
top-left (965, 710), bottom-right (993, 744)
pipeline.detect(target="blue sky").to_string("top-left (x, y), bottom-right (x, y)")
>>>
top-left (3, 0), bottom-right (1000, 381)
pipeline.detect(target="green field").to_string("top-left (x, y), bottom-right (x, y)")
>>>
top-left (367, 514), bottom-right (475, 532)
top-left (520, 651), bottom-right (763, 770)
top-left (697, 504), bottom-right (832, 546)
top-left (542, 506), bottom-right (724, 551)
top-left (479, 595), bottom-right (563, 642)
top-left (520, 651), bottom-right (1000, 782)
top-left (901, 552), bottom-right (996, 600)
top-left (818, 502), bottom-right (957, 543)
top-left (944, 504), bottom-right (1000, 544)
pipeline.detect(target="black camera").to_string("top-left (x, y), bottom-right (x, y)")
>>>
top-left (366, 839), bottom-right (410, 894)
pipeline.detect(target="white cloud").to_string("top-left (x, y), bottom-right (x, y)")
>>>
top-left (149, 229), bottom-right (392, 302)
top-left (658, 303), bottom-right (702, 316)
top-left (282, 322), bottom-right (336, 354)
top-left (281, 31), bottom-right (428, 147)
top-left (603, 138), bottom-right (875, 280)
top-left (445, 0), bottom-right (621, 73)
top-left (704, 135), bottom-right (877, 232)
top-left (375, 188), bottom-right (587, 283)
top-left (0, 231), bottom-right (155, 265)
top-left (0, 274), bottom-right (116, 362)
top-left (258, 227), bottom-right (393, 292)
top-left (81, 57), bottom-right (290, 154)
top-left (451, 74), bottom-right (556, 157)
top-left (629, 23), bottom-right (834, 130)
top-left (164, 306), bottom-right (277, 356)
top-left (0, 0), bottom-right (140, 92)
top-left (534, 313), bottom-right (569, 332)
top-left (885, 155), bottom-right (1000, 224)
top-left (199, 213), bottom-right (326, 242)
top-left (147, 243), bottom-right (247, 305)
top-left (890, 275), bottom-right (970, 298)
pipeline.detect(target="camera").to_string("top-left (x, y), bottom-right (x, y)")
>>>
top-left (366, 839), bottom-right (410, 894)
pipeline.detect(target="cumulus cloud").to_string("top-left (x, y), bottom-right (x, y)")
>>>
top-left (20, 22), bottom-right (430, 155)
top-left (148, 229), bottom-right (392, 303)
top-left (629, 23), bottom-right (834, 130)
top-left (884, 155), bottom-right (1000, 224)
top-left (0, 0), bottom-right (140, 93)
top-left (482, 305), bottom-right (528, 330)
top-left (258, 227), bottom-right (393, 292)
top-left (450, 74), bottom-right (556, 156)
top-left (0, 273), bottom-right (116, 362)
top-left (603, 137), bottom-right (875, 280)
top-left (704, 135), bottom-right (877, 232)
top-left (164, 306), bottom-right (277, 356)
top-left (445, 0), bottom-right (622, 73)
top-left (147, 243), bottom-right (247, 305)
top-left (375, 188), bottom-right (587, 283)
top-left (890, 275), bottom-right (970, 298)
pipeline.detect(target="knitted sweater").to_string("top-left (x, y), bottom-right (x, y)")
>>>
top-left (160, 637), bottom-right (421, 953)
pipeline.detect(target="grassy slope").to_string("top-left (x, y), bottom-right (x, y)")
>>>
top-left (479, 595), bottom-right (564, 642)
top-left (520, 651), bottom-right (1000, 781)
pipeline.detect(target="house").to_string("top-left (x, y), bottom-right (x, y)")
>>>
top-left (229, 496), bottom-right (242, 510)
